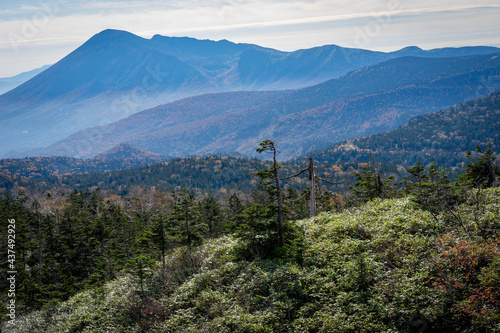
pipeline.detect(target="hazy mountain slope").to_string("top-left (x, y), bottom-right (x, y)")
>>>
top-left (1, 28), bottom-right (499, 156)
top-left (0, 65), bottom-right (51, 95)
top-left (41, 53), bottom-right (500, 159)
top-left (304, 90), bottom-right (500, 168)
top-left (238, 45), bottom-right (500, 90)
top-left (40, 91), bottom-right (288, 158)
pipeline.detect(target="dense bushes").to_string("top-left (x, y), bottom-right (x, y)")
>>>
top-left (6, 188), bottom-right (500, 332)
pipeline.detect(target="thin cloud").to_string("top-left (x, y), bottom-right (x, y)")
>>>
top-left (139, 4), bottom-right (500, 35)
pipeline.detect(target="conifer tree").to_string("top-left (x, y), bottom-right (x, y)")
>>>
top-left (199, 196), bottom-right (222, 238)
top-left (151, 213), bottom-right (168, 269)
top-left (225, 193), bottom-right (244, 232)
top-left (351, 162), bottom-right (395, 203)
top-left (462, 143), bottom-right (499, 188)
top-left (171, 189), bottom-right (202, 248)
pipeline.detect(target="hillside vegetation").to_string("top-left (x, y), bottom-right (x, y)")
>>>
top-left (307, 90), bottom-right (500, 170)
top-left (6, 187), bottom-right (500, 332)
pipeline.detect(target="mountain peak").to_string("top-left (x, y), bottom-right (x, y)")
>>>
top-left (85, 29), bottom-right (146, 47)
top-left (397, 46), bottom-right (423, 52)
top-left (93, 143), bottom-right (164, 161)
top-left (150, 34), bottom-right (239, 48)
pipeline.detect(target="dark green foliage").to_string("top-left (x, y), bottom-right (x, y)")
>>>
top-left (2, 135), bottom-right (500, 331)
top-left (256, 140), bottom-right (285, 246)
top-left (234, 141), bottom-right (310, 263)
top-left (408, 162), bottom-right (456, 216)
top-left (0, 189), bottom-right (161, 317)
top-left (234, 140), bottom-right (287, 259)
top-left (350, 162), bottom-right (397, 203)
top-left (150, 213), bottom-right (169, 269)
top-left (198, 196), bottom-right (223, 238)
top-left (11, 187), bottom-right (499, 332)
top-left (407, 144), bottom-right (499, 231)
top-left (171, 189), bottom-right (204, 248)
top-left (0, 155), bottom-right (267, 196)
top-left (462, 143), bottom-right (500, 188)
top-left (126, 255), bottom-right (156, 297)
top-left (224, 193), bottom-right (245, 232)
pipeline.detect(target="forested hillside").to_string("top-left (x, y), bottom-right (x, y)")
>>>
top-left (306, 90), bottom-right (500, 170)
top-left (0, 152), bottom-right (169, 182)
top-left (1, 84), bottom-right (500, 332)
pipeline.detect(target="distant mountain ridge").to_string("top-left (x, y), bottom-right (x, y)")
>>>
top-left (93, 143), bottom-right (169, 162)
top-left (0, 65), bottom-right (51, 95)
top-left (0, 144), bottom-right (169, 183)
top-left (1, 28), bottom-right (499, 156)
top-left (41, 52), bottom-right (500, 160)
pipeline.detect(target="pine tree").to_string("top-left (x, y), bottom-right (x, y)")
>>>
top-left (351, 162), bottom-right (395, 203)
top-left (462, 143), bottom-right (499, 188)
top-left (199, 196), bottom-right (222, 238)
top-left (171, 189), bottom-right (202, 248)
top-left (151, 213), bottom-right (169, 269)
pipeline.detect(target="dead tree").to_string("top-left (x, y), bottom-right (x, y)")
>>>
top-left (282, 158), bottom-right (344, 217)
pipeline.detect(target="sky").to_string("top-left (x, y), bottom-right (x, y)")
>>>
top-left (1, 0), bottom-right (500, 77)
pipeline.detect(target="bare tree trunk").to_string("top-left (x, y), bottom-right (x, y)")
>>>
top-left (274, 148), bottom-right (285, 246)
top-left (309, 158), bottom-right (316, 218)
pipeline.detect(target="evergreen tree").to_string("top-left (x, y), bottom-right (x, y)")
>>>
top-left (351, 162), bottom-right (396, 203)
top-left (150, 213), bottom-right (169, 270)
top-left (405, 161), bottom-right (426, 192)
top-left (462, 143), bottom-right (499, 188)
top-left (408, 162), bottom-right (457, 221)
top-left (171, 189), bottom-right (203, 248)
top-left (126, 255), bottom-right (156, 298)
top-left (225, 193), bottom-right (244, 232)
top-left (198, 196), bottom-right (222, 238)
top-left (236, 140), bottom-right (287, 259)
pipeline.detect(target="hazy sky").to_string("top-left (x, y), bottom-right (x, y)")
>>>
top-left (1, 0), bottom-right (500, 77)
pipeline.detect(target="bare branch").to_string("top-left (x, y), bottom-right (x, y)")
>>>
top-left (315, 175), bottom-right (346, 185)
top-left (279, 168), bottom-right (309, 180)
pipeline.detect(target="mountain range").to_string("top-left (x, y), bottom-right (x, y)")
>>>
top-left (41, 52), bottom-right (500, 159)
top-left (1, 28), bottom-right (500, 157)
top-left (2, 90), bottom-right (499, 195)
